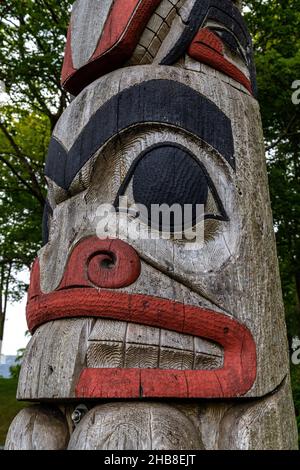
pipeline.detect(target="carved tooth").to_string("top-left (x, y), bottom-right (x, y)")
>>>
top-left (156, 0), bottom-right (174, 18)
top-left (139, 27), bottom-right (155, 49)
top-left (124, 344), bottom-right (159, 369)
top-left (147, 36), bottom-right (163, 59)
top-left (156, 22), bottom-right (170, 43)
top-left (127, 44), bottom-right (147, 65)
top-left (165, 8), bottom-right (177, 27)
top-left (159, 329), bottom-right (194, 370)
top-left (147, 13), bottom-right (164, 33)
top-left (89, 319), bottom-right (126, 342)
top-left (86, 319), bottom-right (224, 371)
top-left (126, 323), bottom-right (160, 346)
top-left (139, 52), bottom-right (155, 65)
top-left (159, 348), bottom-right (194, 370)
top-left (160, 329), bottom-right (194, 351)
top-left (87, 341), bottom-right (124, 368)
top-left (194, 336), bottom-right (223, 357)
top-left (194, 353), bottom-right (223, 370)
top-left (193, 337), bottom-right (224, 370)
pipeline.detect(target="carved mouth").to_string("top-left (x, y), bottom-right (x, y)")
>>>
top-left (27, 237), bottom-right (256, 399)
top-left (86, 318), bottom-right (224, 371)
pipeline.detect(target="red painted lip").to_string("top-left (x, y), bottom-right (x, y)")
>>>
top-left (26, 237), bottom-right (257, 399)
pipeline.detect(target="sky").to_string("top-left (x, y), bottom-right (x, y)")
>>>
top-left (2, 272), bottom-right (30, 356)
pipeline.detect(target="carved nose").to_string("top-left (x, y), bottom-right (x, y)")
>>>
top-left (87, 239), bottom-right (141, 289)
top-left (59, 237), bottom-right (141, 290)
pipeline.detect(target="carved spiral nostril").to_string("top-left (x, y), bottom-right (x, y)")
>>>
top-left (97, 251), bottom-right (116, 270)
top-left (86, 239), bottom-right (141, 289)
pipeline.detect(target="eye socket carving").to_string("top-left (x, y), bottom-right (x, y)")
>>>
top-left (209, 26), bottom-right (248, 65)
top-left (114, 143), bottom-right (228, 233)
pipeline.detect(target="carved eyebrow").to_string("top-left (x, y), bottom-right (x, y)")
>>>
top-left (45, 79), bottom-right (234, 190)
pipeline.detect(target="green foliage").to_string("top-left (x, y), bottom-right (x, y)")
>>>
top-left (0, 377), bottom-right (30, 445)
top-left (245, 0), bottom-right (300, 439)
top-left (8, 364), bottom-right (21, 380)
top-left (9, 348), bottom-right (25, 380)
top-left (0, 1), bottom-right (71, 338)
top-left (0, 0), bottom-right (71, 129)
top-left (291, 365), bottom-right (300, 446)
top-left (244, 0), bottom-right (300, 340)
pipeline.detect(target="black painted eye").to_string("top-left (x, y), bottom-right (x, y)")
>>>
top-left (115, 143), bottom-right (228, 233)
top-left (209, 27), bottom-right (247, 65)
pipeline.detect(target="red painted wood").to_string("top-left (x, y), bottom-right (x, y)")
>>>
top-left (193, 28), bottom-right (224, 55)
top-left (140, 369), bottom-right (188, 398)
top-left (60, 26), bottom-right (76, 94)
top-left (27, 258), bottom-right (41, 300)
top-left (75, 363), bottom-right (255, 399)
top-left (27, 243), bottom-right (257, 398)
top-left (61, 0), bottom-right (162, 95)
top-left (188, 28), bottom-right (252, 94)
top-left (76, 369), bottom-right (141, 399)
top-left (58, 237), bottom-right (141, 290)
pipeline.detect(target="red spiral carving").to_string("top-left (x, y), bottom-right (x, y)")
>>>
top-left (56, 237), bottom-right (141, 290)
top-left (87, 240), bottom-right (141, 288)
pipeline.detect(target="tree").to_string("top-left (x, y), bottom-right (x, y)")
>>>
top-left (244, 0), bottom-right (300, 339)
top-left (0, 108), bottom-right (50, 352)
top-left (0, 1), bottom-right (71, 354)
top-left (244, 0), bottom-right (300, 441)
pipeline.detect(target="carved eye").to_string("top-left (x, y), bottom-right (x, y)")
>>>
top-left (114, 143), bottom-right (228, 233)
top-left (209, 27), bottom-right (247, 65)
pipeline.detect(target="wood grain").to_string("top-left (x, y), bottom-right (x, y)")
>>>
top-left (67, 402), bottom-right (204, 450)
top-left (5, 405), bottom-right (69, 450)
top-left (9, 0), bottom-right (298, 450)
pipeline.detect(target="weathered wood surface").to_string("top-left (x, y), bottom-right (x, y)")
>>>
top-left (217, 378), bottom-right (298, 450)
top-left (5, 405), bottom-right (69, 450)
top-left (36, 65), bottom-right (289, 398)
top-left (67, 403), bottom-right (203, 450)
top-left (8, 379), bottom-right (298, 449)
top-left (62, 0), bottom-right (246, 95)
top-left (18, 315), bottom-right (224, 400)
top-left (8, 0), bottom-right (298, 450)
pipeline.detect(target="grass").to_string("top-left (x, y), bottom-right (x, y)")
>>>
top-left (0, 377), bottom-right (30, 446)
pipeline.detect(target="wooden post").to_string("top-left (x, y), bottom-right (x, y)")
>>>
top-left (6, 0), bottom-right (298, 450)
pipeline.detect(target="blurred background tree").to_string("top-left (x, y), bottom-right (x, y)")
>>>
top-left (0, 0), bottom-right (71, 355)
top-left (244, 1), bottom-right (300, 440)
top-left (0, 0), bottom-right (299, 441)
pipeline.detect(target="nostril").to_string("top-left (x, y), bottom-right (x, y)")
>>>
top-left (99, 251), bottom-right (116, 270)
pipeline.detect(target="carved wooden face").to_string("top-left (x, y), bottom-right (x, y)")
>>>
top-left (26, 62), bottom-right (288, 400)
top-left (62, 0), bottom-right (256, 96)
top-left (24, 0), bottom-right (288, 401)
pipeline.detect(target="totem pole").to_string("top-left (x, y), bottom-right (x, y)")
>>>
top-left (6, 0), bottom-right (298, 450)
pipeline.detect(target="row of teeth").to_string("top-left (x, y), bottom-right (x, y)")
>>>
top-left (128, 0), bottom-right (184, 65)
top-left (87, 319), bottom-right (224, 371)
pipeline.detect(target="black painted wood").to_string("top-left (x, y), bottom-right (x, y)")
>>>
top-left (132, 144), bottom-right (208, 231)
top-left (45, 80), bottom-right (235, 190)
top-left (160, 0), bottom-right (257, 96)
top-left (114, 143), bottom-right (229, 230)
